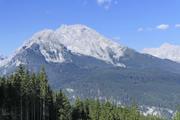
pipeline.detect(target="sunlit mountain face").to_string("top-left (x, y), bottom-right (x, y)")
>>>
top-left (143, 43), bottom-right (180, 63)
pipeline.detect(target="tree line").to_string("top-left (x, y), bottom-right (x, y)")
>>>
top-left (0, 65), bottom-right (179, 120)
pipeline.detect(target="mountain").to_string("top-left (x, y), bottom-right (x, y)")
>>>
top-left (1, 25), bottom-right (180, 118)
top-left (0, 55), bottom-right (7, 65)
top-left (0, 55), bottom-right (5, 61)
top-left (143, 43), bottom-right (180, 63)
top-left (21, 24), bottom-right (128, 66)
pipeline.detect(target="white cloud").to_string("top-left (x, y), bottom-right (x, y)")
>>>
top-left (137, 27), bottom-right (144, 32)
top-left (138, 24), bottom-right (180, 32)
top-left (156, 24), bottom-right (170, 30)
top-left (175, 24), bottom-right (180, 28)
top-left (97, 0), bottom-right (111, 5)
top-left (96, 0), bottom-right (118, 10)
top-left (137, 27), bottom-right (154, 32)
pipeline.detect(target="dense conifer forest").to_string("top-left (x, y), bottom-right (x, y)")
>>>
top-left (0, 65), bottom-right (180, 120)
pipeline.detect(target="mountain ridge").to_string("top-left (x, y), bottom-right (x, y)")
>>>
top-left (143, 43), bottom-right (180, 63)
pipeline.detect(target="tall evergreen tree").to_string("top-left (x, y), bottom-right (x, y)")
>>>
top-left (38, 67), bottom-right (49, 120)
top-left (173, 112), bottom-right (180, 120)
top-left (55, 90), bottom-right (71, 120)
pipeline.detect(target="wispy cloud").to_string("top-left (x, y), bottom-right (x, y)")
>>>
top-left (96, 0), bottom-right (118, 10)
top-left (138, 24), bottom-right (172, 32)
top-left (137, 27), bottom-right (154, 32)
top-left (97, 0), bottom-right (112, 5)
top-left (137, 27), bottom-right (144, 32)
top-left (175, 24), bottom-right (180, 28)
top-left (156, 24), bottom-right (170, 30)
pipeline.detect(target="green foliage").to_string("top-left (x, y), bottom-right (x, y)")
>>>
top-left (173, 112), bottom-right (180, 120)
top-left (0, 66), bottom-right (169, 120)
top-left (55, 90), bottom-right (71, 120)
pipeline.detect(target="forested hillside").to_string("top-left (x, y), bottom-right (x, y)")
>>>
top-left (0, 65), bottom-right (179, 120)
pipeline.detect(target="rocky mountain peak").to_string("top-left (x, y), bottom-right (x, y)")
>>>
top-left (17, 24), bottom-right (128, 67)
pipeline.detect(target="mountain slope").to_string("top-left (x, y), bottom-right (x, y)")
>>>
top-left (1, 25), bottom-right (180, 118)
top-left (0, 55), bottom-right (4, 61)
top-left (143, 43), bottom-right (180, 63)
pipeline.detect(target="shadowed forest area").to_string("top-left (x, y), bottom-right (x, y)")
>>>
top-left (0, 65), bottom-right (179, 120)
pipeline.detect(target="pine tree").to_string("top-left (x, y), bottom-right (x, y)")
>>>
top-left (72, 98), bottom-right (84, 120)
top-left (55, 90), bottom-right (71, 120)
top-left (31, 72), bottom-right (37, 120)
top-left (89, 100), bottom-right (101, 120)
top-left (38, 67), bottom-right (49, 120)
top-left (15, 65), bottom-right (26, 120)
top-left (174, 112), bottom-right (180, 120)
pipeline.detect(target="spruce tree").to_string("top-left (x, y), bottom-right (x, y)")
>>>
top-left (38, 66), bottom-right (49, 120)
top-left (55, 90), bottom-right (71, 120)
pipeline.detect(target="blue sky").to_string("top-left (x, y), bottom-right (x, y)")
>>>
top-left (0, 0), bottom-right (180, 55)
